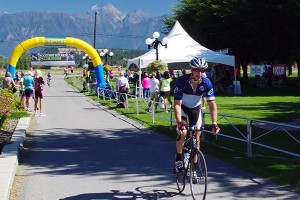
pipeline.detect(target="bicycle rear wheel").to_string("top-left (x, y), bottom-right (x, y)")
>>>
top-left (190, 151), bottom-right (207, 200)
top-left (176, 169), bottom-right (187, 193)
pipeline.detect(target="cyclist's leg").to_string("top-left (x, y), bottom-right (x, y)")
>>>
top-left (188, 105), bottom-right (202, 150)
top-left (176, 107), bottom-right (189, 158)
top-left (186, 105), bottom-right (202, 171)
top-left (175, 109), bottom-right (188, 172)
top-left (176, 117), bottom-right (188, 155)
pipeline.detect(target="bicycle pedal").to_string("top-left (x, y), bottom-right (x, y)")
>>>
top-left (192, 178), bottom-right (198, 184)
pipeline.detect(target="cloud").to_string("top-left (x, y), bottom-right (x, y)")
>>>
top-left (91, 5), bottom-right (99, 11)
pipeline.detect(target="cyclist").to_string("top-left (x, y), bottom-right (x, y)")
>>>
top-left (173, 57), bottom-right (220, 178)
top-left (47, 72), bottom-right (52, 87)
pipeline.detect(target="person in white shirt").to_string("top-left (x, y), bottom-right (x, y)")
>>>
top-left (146, 72), bottom-right (160, 112)
top-left (116, 72), bottom-right (129, 103)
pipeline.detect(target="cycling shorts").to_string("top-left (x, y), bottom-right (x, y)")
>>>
top-left (181, 104), bottom-right (202, 129)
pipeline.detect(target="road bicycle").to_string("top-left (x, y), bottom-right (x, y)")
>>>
top-left (47, 78), bottom-right (51, 87)
top-left (175, 126), bottom-right (208, 200)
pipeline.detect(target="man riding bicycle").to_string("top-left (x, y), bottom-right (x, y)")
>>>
top-left (173, 57), bottom-right (220, 176)
top-left (47, 72), bottom-right (52, 87)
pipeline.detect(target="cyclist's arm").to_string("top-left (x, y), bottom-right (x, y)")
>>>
top-left (174, 99), bottom-right (182, 124)
top-left (207, 101), bottom-right (218, 123)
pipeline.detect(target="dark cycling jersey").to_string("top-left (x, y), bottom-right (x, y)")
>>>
top-left (173, 74), bottom-right (215, 108)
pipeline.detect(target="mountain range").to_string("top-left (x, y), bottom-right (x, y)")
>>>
top-left (0, 3), bottom-right (168, 57)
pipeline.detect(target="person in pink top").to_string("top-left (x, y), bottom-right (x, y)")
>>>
top-left (70, 66), bottom-right (74, 73)
top-left (33, 70), bottom-right (45, 116)
top-left (109, 70), bottom-right (114, 80)
top-left (142, 72), bottom-right (150, 100)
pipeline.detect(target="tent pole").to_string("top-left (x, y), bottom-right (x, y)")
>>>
top-left (139, 67), bottom-right (142, 97)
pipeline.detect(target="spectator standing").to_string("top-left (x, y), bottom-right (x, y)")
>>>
top-left (176, 70), bottom-right (181, 78)
top-left (116, 72), bottom-right (130, 107)
top-left (63, 67), bottom-right (68, 79)
top-left (70, 66), bottom-right (74, 73)
top-left (33, 70), bottom-right (45, 116)
top-left (19, 72), bottom-right (26, 108)
top-left (156, 71), bottom-right (162, 81)
top-left (124, 70), bottom-right (129, 79)
top-left (160, 71), bottom-right (173, 113)
top-left (3, 72), bottom-right (17, 92)
top-left (170, 69), bottom-right (175, 78)
top-left (83, 68), bottom-right (87, 77)
top-left (86, 70), bottom-right (90, 83)
top-left (23, 71), bottom-right (34, 112)
top-left (132, 72), bottom-right (139, 86)
top-left (14, 71), bottom-right (19, 82)
top-left (142, 72), bottom-right (150, 100)
top-left (109, 70), bottom-right (114, 80)
top-left (146, 72), bottom-right (160, 112)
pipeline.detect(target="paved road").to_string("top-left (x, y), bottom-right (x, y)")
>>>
top-left (11, 75), bottom-right (298, 200)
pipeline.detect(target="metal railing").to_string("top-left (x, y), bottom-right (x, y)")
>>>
top-left (202, 112), bottom-right (300, 158)
top-left (249, 119), bottom-right (300, 158)
top-left (76, 79), bottom-right (300, 159)
top-left (96, 86), bottom-right (175, 128)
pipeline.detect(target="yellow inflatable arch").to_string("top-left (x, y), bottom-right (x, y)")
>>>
top-left (7, 36), bottom-right (107, 87)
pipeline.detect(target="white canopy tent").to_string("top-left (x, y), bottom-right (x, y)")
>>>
top-left (128, 20), bottom-right (235, 68)
top-left (128, 20), bottom-right (240, 96)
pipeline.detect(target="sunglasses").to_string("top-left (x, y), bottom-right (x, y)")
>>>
top-left (192, 68), bottom-right (205, 73)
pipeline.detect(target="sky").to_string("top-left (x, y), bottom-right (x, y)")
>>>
top-left (1, 0), bottom-right (179, 16)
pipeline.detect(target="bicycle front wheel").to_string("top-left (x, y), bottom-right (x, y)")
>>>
top-left (190, 151), bottom-right (207, 200)
top-left (176, 169), bottom-right (187, 193)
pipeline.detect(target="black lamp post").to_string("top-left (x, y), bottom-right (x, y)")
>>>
top-left (82, 54), bottom-right (89, 66)
top-left (145, 32), bottom-right (169, 60)
top-left (100, 49), bottom-right (114, 65)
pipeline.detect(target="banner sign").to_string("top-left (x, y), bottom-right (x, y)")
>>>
top-left (250, 65), bottom-right (263, 75)
top-left (44, 37), bottom-right (66, 46)
top-left (31, 53), bottom-right (75, 66)
top-left (216, 48), bottom-right (229, 54)
top-left (273, 64), bottom-right (285, 76)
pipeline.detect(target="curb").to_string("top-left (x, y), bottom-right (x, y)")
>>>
top-left (0, 117), bottom-right (31, 200)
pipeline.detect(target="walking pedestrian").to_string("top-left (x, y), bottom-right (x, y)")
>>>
top-left (116, 72), bottom-right (129, 108)
top-left (23, 71), bottom-right (34, 112)
top-left (142, 72), bottom-right (150, 101)
top-left (19, 72), bottom-right (26, 108)
top-left (33, 70), bottom-right (46, 116)
top-left (146, 72), bottom-right (160, 112)
top-left (159, 71), bottom-right (173, 113)
top-left (3, 72), bottom-right (17, 93)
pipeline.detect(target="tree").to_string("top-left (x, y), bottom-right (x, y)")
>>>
top-left (16, 53), bottom-right (31, 70)
top-left (0, 56), bottom-right (6, 69)
top-left (164, 0), bottom-right (300, 79)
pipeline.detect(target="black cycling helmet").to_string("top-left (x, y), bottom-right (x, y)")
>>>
top-left (189, 57), bottom-right (208, 69)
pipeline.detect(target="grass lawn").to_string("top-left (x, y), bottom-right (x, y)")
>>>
top-left (67, 75), bottom-right (300, 192)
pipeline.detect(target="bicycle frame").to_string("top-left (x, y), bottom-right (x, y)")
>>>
top-left (184, 127), bottom-right (202, 172)
top-left (176, 126), bottom-right (207, 200)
